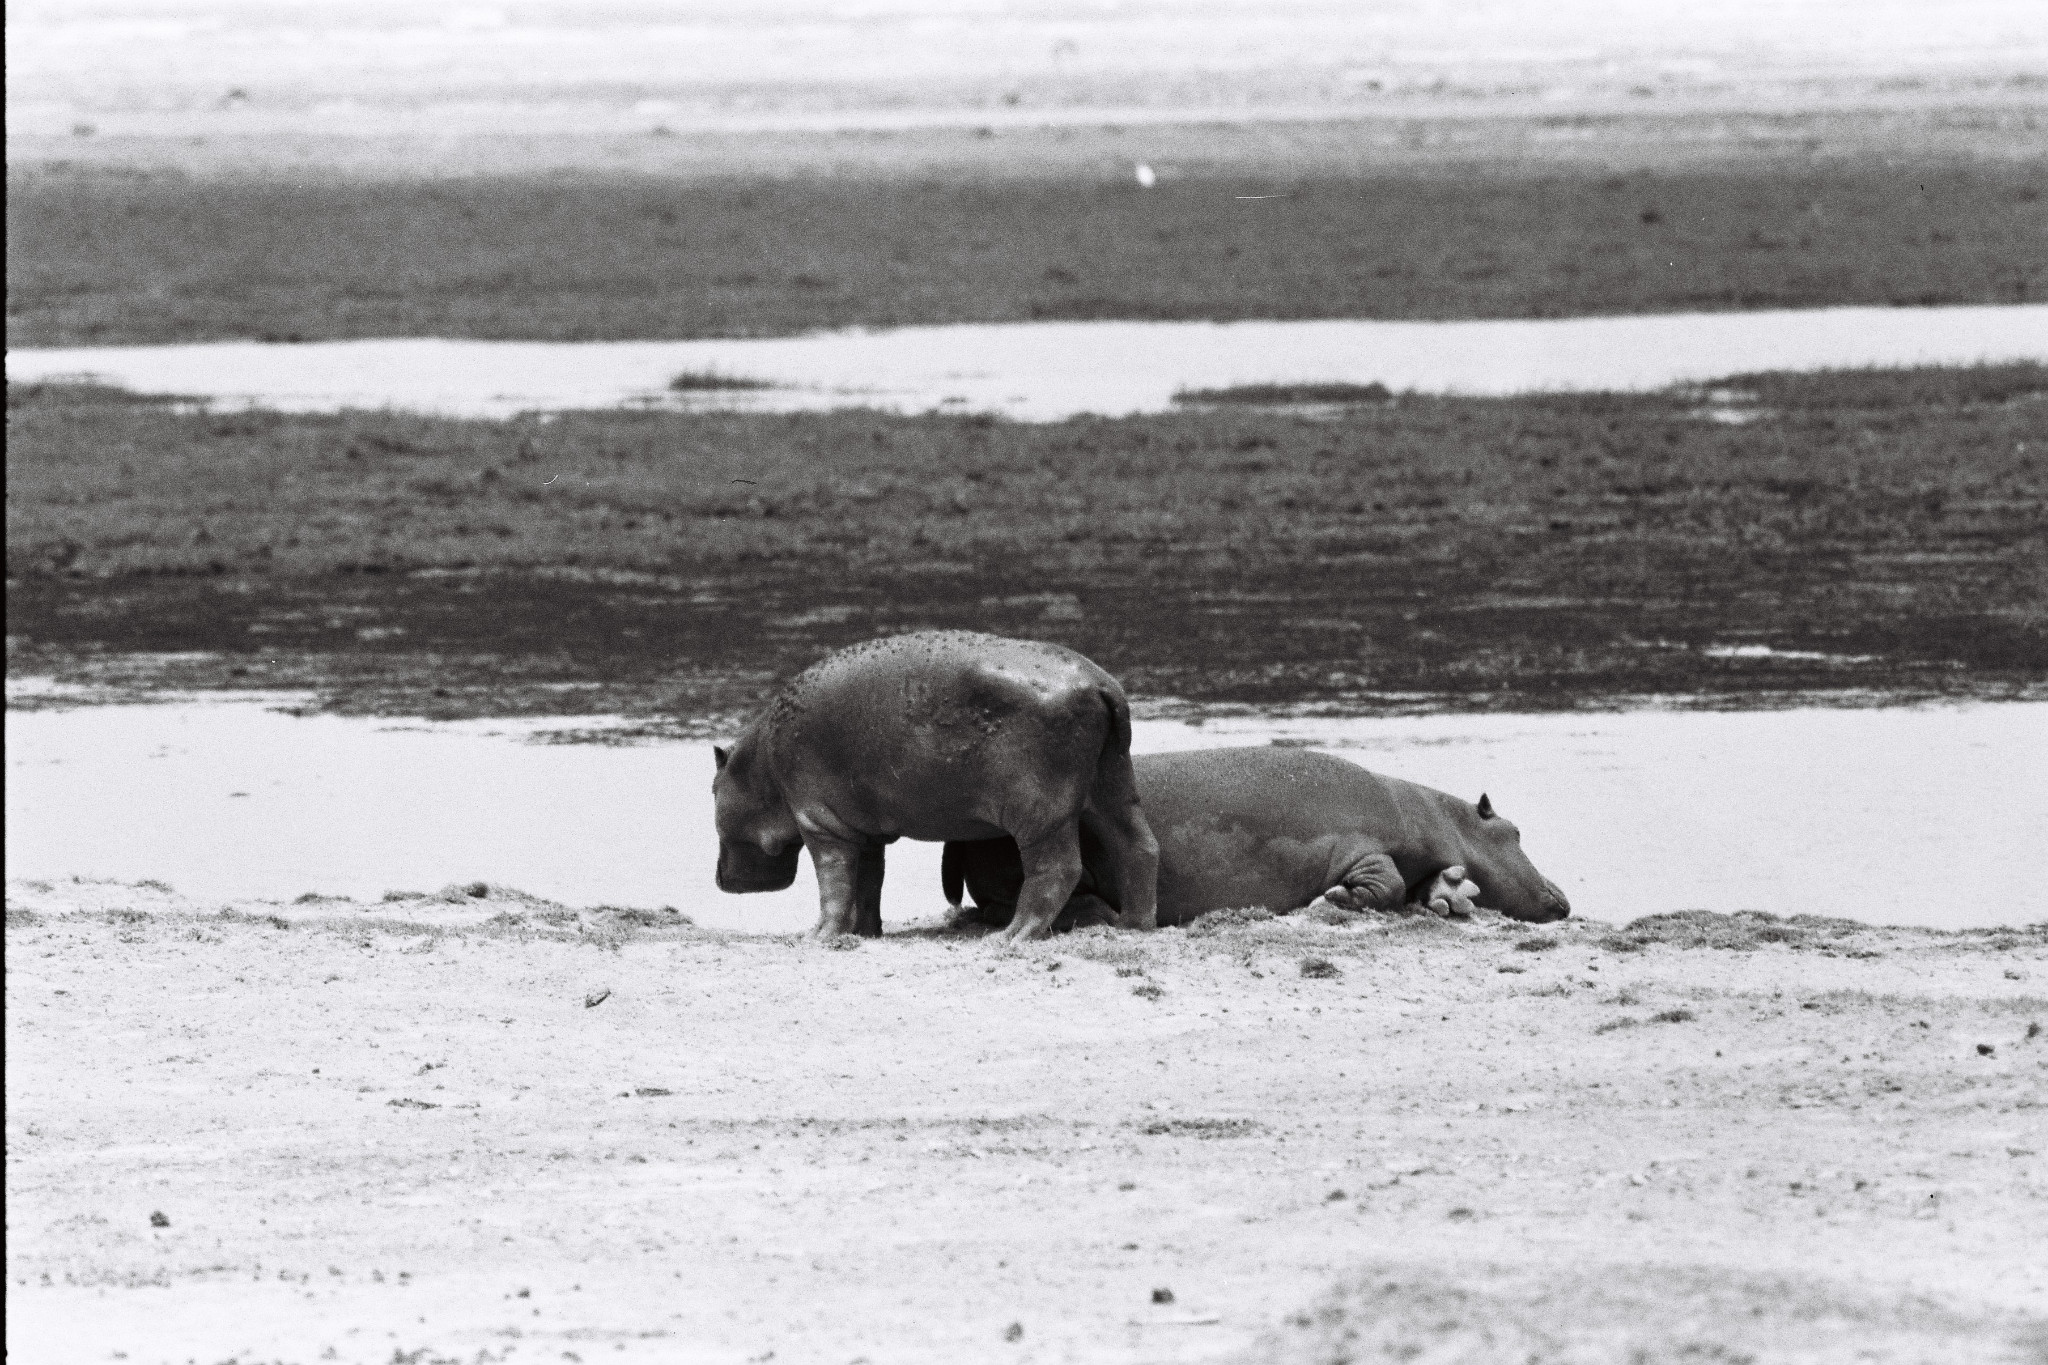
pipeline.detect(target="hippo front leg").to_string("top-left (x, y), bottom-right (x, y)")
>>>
top-left (804, 834), bottom-right (862, 938)
top-left (1421, 865), bottom-right (1482, 918)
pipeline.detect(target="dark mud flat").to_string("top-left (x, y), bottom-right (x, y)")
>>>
top-left (8, 366), bottom-right (2045, 723)
top-left (8, 154), bottom-right (2043, 347)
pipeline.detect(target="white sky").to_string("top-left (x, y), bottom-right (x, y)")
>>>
top-left (8, 0), bottom-right (2044, 132)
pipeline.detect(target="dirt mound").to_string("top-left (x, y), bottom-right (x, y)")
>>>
top-left (2, 878), bottom-right (700, 945)
top-left (1261, 1263), bottom-right (2047, 1365)
top-left (1601, 909), bottom-right (2046, 956)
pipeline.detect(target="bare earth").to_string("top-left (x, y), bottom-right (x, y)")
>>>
top-left (6, 880), bottom-right (2045, 1365)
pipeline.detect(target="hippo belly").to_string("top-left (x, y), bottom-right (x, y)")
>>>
top-left (1147, 815), bottom-right (1352, 925)
top-left (1136, 748), bottom-right (1414, 925)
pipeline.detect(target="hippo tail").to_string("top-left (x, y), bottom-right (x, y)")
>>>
top-left (941, 842), bottom-right (964, 909)
top-left (1098, 686), bottom-right (1133, 760)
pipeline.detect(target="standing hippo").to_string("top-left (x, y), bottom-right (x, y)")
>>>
top-left (943, 746), bottom-right (1569, 928)
top-left (712, 631), bottom-right (1159, 942)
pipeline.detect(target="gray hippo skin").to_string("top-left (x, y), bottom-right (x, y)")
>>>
top-left (712, 631), bottom-right (1160, 941)
top-left (942, 746), bottom-right (1569, 928)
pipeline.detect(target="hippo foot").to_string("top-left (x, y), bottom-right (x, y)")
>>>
top-left (945, 900), bottom-right (1014, 932)
top-left (1063, 894), bottom-right (1121, 932)
top-left (1421, 865), bottom-right (1483, 919)
top-left (1321, 885), bottom-right (1362, 912)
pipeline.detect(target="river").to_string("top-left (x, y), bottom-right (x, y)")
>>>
top-left (8, 691), bottom-right (2041, 932)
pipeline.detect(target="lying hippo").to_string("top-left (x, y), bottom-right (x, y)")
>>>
top-left (942, 746), bottom-right (1569, 928)
top-left (713, 631), bottom-right (1159, 941)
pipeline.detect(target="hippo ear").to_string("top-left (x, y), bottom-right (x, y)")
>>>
top-left (713, 745), bottom-right (730, 771)
top-left (1476, 792), bottom-right (1495, 819)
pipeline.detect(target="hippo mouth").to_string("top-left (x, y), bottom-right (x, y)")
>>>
top-left (715, 843), bottom-right (801, 894)
top-left (1474, 876), bottom-right (1571, 923)
top-left (1523, 878), bottom-right (1571, 922)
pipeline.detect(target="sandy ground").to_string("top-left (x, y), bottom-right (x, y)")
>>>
top-left (6, 880), bottom-right (2045, 1365)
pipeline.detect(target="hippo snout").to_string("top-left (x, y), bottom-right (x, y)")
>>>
top-left (716, 841), bottom-right (801, 894)
top-left (1532, 878), bottom-right (1571, 922)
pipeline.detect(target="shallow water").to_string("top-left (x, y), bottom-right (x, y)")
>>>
top-left (10, 305), bottom-right (2046, 421)
top-left (7, 694), bottom-right (2042, 932)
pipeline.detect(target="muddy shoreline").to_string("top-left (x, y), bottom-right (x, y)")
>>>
top-left (11, 368), bottom-right (2045, 724)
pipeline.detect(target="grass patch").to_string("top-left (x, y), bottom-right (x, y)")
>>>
top-left (1278, 1261), bottom-right (2037, 1362)
top-left (10, 162), bottom-right (2044, 346)
top-left (1138, 1118), bottom-right (1265, 1138)
top-left (1185, 906), bottom-right (1277, 937)
top-left (1605, 910), bottom-right (1881, 952)
top-left (1302, 900), bottom-right (1363, 926)
top-left (669, 370), bottom-right (776, 393)
top-left (9, 365), bottom-right (2045, 719)
top-left (1173, 381), bottom-right (1391, 406)
top-left (6, 379), bottom-right (195, 409)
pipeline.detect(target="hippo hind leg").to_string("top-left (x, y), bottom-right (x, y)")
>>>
top-left (943, 837), bottom-right (1022, 930)
top-left (996, 823), bottom-right (1085, 943)
top-left (853, 843), bottom-right (886, 937)
top-left (1318, 852), bottom-right (1405, 914)
top-left (1055, 891), bottom-right (1119, 931)
top-left (1081, 757), bottom-right (1160, 932)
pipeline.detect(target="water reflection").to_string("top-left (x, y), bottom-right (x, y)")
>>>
top-left (7, 692), bottom-right (2043, 930)
top-left (9, 305), bottom-right (2045, 421)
